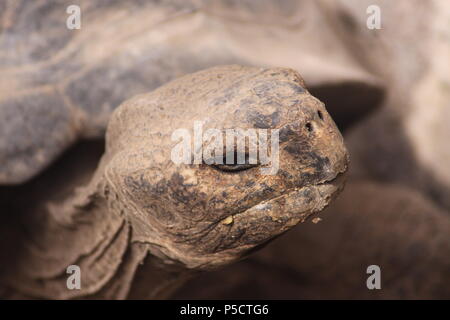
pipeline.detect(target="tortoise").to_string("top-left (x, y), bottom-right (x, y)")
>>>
top-left (0, 0), bottom-right (382, 185)
top-left (0, 65), bottom-right (349, 299)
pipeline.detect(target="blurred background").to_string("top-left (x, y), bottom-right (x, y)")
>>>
top-left (0, 0), bottom-right (449, 299)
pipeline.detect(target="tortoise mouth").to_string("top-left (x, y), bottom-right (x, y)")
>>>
top-left (211, 170), bottom-right (347, 255)
top-left (316, 170), bottom-right (346, 188)
top-left (230, 170), bottom-right (346, 220)
top-left (143, 170), bottom-right (347, 270)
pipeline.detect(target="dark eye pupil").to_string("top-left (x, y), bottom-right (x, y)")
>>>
top-left (213, 163), bottom-right (257, 172)
top-left (207, 153), bottom-right (258, 172)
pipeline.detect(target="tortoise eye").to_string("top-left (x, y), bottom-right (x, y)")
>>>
top-left (213, 163), bottom-right (258, 172)
top-left (206, 152), bottom-right (259, 172)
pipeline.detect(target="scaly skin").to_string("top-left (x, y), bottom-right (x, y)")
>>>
top-left (0, 65), bottom-right (348, 299)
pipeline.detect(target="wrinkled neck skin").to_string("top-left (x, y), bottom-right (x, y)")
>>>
top-left (91, 175), bottom-right (198, 300)
top-left (0, 172), bottom-right (194, 300)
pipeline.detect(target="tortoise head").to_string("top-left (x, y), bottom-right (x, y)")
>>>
top-left (101, 65), bottom-right (349, 269)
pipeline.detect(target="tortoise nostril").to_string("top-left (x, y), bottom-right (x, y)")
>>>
top-left (317, 110), bottom-right (324, 120)
top-left (305, 122), bottom-right (313, 132)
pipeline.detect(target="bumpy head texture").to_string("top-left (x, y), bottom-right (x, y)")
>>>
top-left (100, 65), bottom-right (349, 269)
